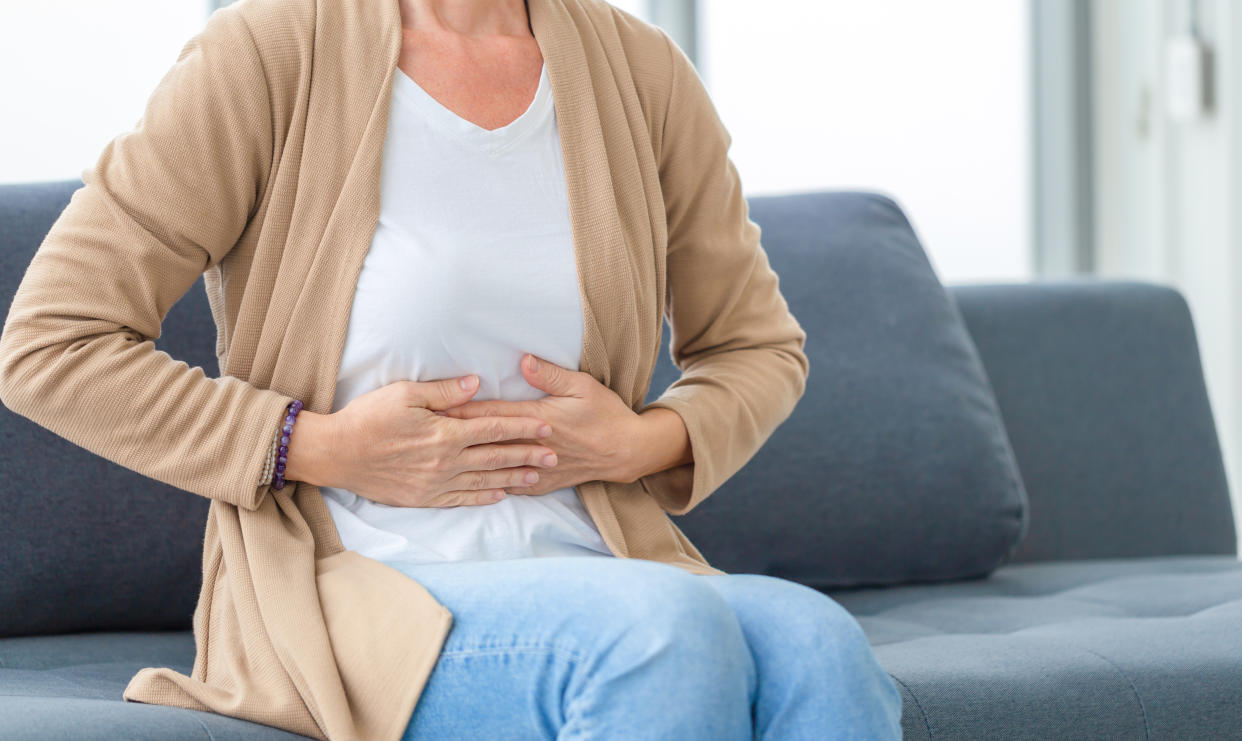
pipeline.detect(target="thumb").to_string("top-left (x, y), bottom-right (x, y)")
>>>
top-left (523, 353), bottom-right (574, 396)
top-left (417, 374), bottom-right (478, 411)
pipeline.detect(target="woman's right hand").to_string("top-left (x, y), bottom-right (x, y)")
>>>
top-left (328, 374), bottom-right (559, 508)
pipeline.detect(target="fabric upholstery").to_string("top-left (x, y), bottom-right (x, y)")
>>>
top-left (652, 190), bottom-right (1029, 588)
top-left (0, 632), bottom-right (309, 740)
top-left (951, 281), bottom-right (1237, 563)
top-left (826, 554), bottom-right (1242, 740)
top-left (4, 556), bottom-right (1239, 740)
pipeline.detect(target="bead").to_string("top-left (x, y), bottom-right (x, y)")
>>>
top-left (266, 399), bottom-right (304, 490)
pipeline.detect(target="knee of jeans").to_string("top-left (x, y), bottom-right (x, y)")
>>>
top-left (591, 562), bottom-right (746, 656)
top-left (807, 601), bottom-right (890, 686)
top-left (740, 576), bottom-right (877, 664)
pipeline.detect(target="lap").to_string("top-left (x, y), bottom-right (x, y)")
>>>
top-left (382, 555), bottom-right (755, 740)
top-left (382, 557), bottom-right (883, 740)
top-left (380, 556), bottom-right (865, 659)
top-left (379, 555), bottom-right (733, 657)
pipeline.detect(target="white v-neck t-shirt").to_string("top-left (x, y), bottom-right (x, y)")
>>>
top-left (318, 61), bottom-right (615, 565)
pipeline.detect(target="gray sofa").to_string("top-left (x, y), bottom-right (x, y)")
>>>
top-left (2, 179), bottom-right (1240, 740)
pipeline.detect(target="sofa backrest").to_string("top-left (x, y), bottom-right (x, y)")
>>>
top-left (1, 179), bottom-right (1234, 636)
top-left (651, 190), bottom-right (1030, 589)
top-left (950, 281), bottom-right (1237, 562)
top-left (1, 179), bottom-right (216, 636)
top-left (650, 192), bottom-right (1235, 574)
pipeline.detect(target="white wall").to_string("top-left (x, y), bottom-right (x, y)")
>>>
top-left (698, 0), bottom-right (1033, 285)
top-left (1092, 0), bottom-right (1242, 542)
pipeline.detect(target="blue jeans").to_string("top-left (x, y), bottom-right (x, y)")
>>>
top-left (380, 555), bottom-right (903, 740)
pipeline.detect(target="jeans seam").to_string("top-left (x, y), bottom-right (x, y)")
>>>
top-left (188, 714), bottom-right (218, 741)
top-left (437, 644), bottom-right (586, 736)
top-left (439, 645), bottom-right (585, 663)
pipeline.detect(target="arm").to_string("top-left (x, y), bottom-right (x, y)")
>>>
top-left (0, 6), bottom-right (296, 511)
top-left (613, 406), bottom-right (693, 485)
top-left (636, 31), bottom-right (811, 516)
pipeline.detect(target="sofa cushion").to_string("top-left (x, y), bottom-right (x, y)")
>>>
top-left (7, 557), bottom-right (1238, 740)
top-left (827, 554), bottom-right (1242, 740)
top-left (0, 180), bottom-right (215, 637)
top-left (0, 631), bottom-right (312, 739)
top-left (950, 281), bottom-right (1237, 563)
top-left (650, 191), bottom-right (1029, 587)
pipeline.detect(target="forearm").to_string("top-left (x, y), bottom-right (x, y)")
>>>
top-left (615, 407), bottom-right (693, 484)
top-left (0, 322), bottom-right (296, 511)
top-left (281, 410), bottom-right (341, 488)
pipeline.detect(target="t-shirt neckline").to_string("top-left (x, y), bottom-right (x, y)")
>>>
top-left (393, 62), bottom-right (551, 155)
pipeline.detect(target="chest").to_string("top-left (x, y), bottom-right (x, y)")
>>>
top-left (334, 92), bottom-right (583, 397)
top-left (396, 43), bottom-right (544, 132)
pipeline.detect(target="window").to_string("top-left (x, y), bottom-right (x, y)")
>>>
top-left (699, 0), bottom-right (1032, 283)
top-left (0, 1), bottom-right (207, 184)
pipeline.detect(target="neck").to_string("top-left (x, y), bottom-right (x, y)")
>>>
top-left (398, 0), bottom-right (531, 38)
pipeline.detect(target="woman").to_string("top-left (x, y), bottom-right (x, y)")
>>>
top-left (0, 0), bottom-right (902, 738)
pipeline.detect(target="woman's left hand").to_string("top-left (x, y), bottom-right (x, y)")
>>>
top-left (434, 353), bottom-right (641, 495)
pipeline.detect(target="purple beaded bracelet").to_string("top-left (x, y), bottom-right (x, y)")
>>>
top-left (273, 399), bottom-right (304, 490)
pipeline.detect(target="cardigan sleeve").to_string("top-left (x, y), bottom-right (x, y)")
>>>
top-left (0, 6), bottom-right (297, 512)
top-left (637, 32), bottom-right (810, 517)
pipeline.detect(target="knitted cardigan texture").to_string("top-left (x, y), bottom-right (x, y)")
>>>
top-left (0, 0), bottom-right (809, 738)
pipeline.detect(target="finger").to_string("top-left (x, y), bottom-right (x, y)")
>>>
top-left (413, 375), bottom-right (479, 411)
top-left (505, 478), bottom-right (559, 496)
top-left (457, 442), bottom-right (557, 474)
top-left (441, 399), bottom-right (539, 420)
top-left (436, 488), bottom-right (508, 507)
top-left (453, 415), bottom-right (552, 448)
top-left (522, 353), bottom-right (584, 397)
top-left (447, 466), bottom-right (544, 493)
top-left (490, 437), bottom-right (539, 446)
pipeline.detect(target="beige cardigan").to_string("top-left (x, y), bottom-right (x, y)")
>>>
top-left (0, 0), bottom-right (809, 738)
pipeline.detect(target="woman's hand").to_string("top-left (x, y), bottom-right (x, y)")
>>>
top-left (435, 353), bottom-right (642, 495)
top-left (327, 374), bottom-right (561, 508)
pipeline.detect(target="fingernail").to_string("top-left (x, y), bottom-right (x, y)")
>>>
top-left (459, 375), bottom-right (476, 390)
top-left (527, 355), bottom-right (539, 372)
top-left (542, 453), bottom-right (558, 467)
top-left (537, 424), bottom-right (551, 437)
top-left (524, 471), bottom-right (539, 484)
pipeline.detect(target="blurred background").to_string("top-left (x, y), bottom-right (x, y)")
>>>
top-left (1, 0), bottom-right (1238, 532)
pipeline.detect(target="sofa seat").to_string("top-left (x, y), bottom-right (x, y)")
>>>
top-left (0, 631), bottom-right (311, 740)
top-left (826, 554), bottom-right (1242, 740)
top-left (4, 556), bottom-right (1239, 741)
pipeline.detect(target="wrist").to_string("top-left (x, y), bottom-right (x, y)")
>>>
top-left (616, 407), bottom-right (692, 484)
top-left (281, 410), bottom-right (340, 488)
